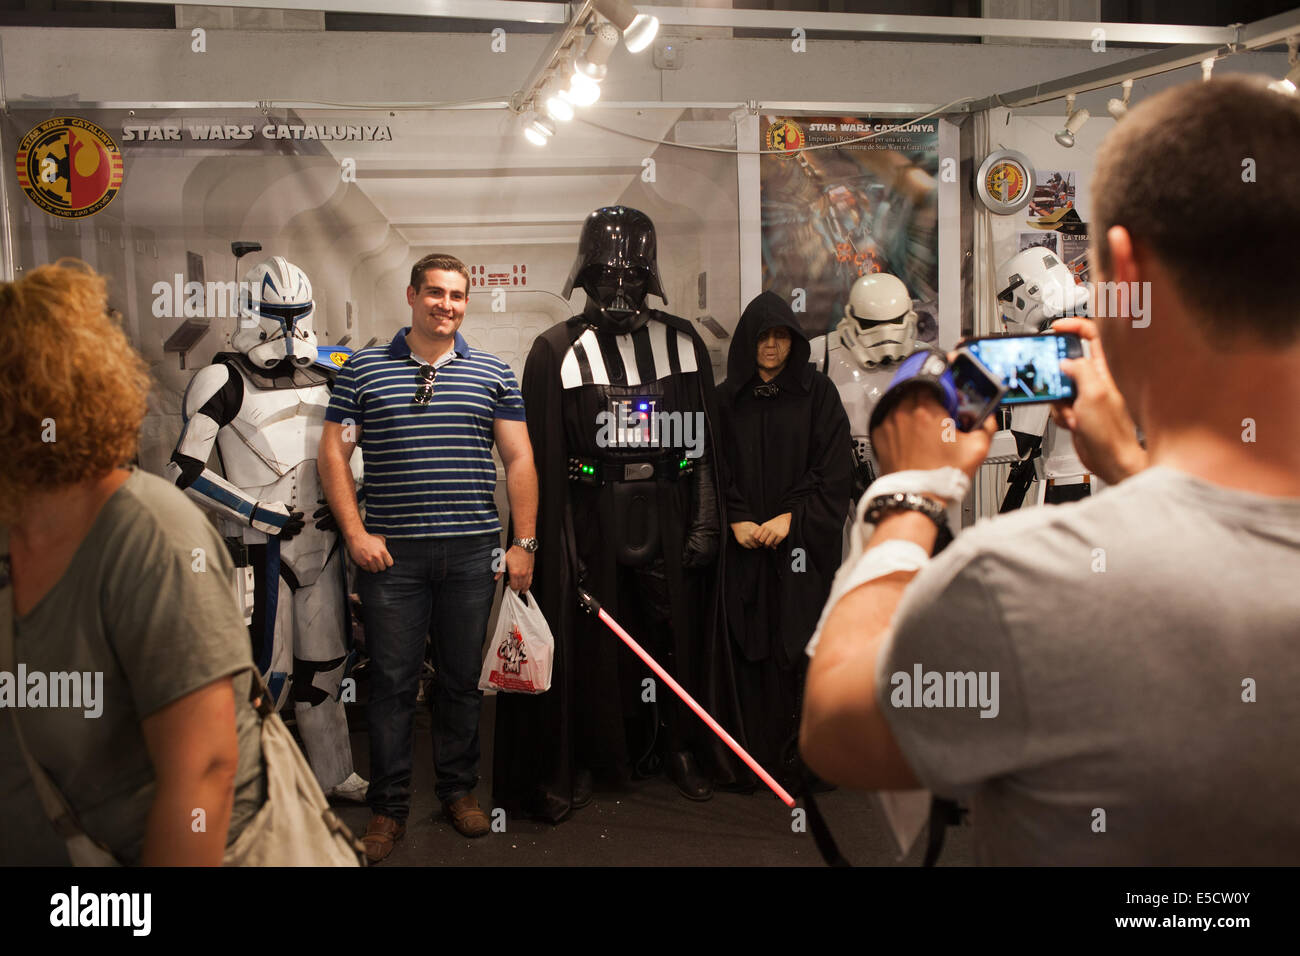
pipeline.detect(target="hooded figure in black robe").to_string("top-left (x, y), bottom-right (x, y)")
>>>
top-left (717, 290), bottom-right (853, 785)
top-left (492, 207), bottom-right (745, 823)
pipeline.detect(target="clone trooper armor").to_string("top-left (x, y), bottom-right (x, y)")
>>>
top-left (808, 272), bottom-right (921, 500)
top-left (989, 247), bottom-right (1096, 508)
top-left (165, 256), bottom-right (363, 794)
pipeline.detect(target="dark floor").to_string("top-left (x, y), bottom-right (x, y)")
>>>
top-left (323, 693), bottom-right (974, 867)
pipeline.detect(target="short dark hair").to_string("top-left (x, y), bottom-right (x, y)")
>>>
top-left (1091, 74), bottom-right (1300, 345)
top-left (409, 253), bottom-right (470, 294)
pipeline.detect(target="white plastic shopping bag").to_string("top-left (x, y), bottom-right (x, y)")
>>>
top-left (478, 589), bottom-right (555, 694)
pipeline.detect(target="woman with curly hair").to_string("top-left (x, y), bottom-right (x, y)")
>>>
top-left (0, 260), bottom-right (269, 865)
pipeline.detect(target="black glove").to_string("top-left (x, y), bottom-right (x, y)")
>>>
top-left (313, 501), bottom-right (336, 533)
top-left (280, 510), bottom-right (306, 541)
top-left (313, 487), bottom-right (365, 535)
top-left (682, 449), bottom-right (720, 569)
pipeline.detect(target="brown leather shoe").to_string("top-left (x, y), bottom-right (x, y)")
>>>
top-left (362, 814), bottom-right (406, 863)
top-left (443, 794), bottom-right (491, 838)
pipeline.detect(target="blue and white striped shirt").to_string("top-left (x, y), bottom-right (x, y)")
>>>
top-left (325, 328), bottom-right (526, 538)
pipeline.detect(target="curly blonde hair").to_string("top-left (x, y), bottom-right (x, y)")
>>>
top-left (0, 260), bottom-right (150, 515)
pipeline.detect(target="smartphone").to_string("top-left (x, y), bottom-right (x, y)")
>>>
top-left (948, 349), bottom-right (1007, 431)
top-left (964, 333), bottom-right (1087, 404)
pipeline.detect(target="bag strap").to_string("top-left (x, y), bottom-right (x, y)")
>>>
top-left (0, 526), bottom-right (122, 858)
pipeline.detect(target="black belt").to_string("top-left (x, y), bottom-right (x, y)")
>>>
top-left (569, 454), bottom-right (695, 486)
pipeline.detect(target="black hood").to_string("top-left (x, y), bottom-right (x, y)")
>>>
top-left (724, 290), bottom-right (811, 394)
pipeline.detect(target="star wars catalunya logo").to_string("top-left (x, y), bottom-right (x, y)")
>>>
top-left (889, 664), bottom-right (1000, 718)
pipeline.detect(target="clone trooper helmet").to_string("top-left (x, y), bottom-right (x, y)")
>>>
top-left (564, 206), bottom-right (667, 335)
top-left (231, 256), bottom-right (318, 369)
top-left (996, 247), bottom-right (1091, 334)
top-left (837, 272), bottom-right (919, 367)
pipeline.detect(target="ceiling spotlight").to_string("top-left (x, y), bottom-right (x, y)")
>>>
top-left (1055, 93), bottom-right (1090, 148)
top-left (1268, 71), bottom-right (1299, 95)
top-left (568, 70), bottom-right (602, 107)
top-left (575, 21), bottom-right (619, 80)
top-left (1107, 79), bottom-right (1133, 120)
top-left (543, 80), bottom-right (574, 122)
top-left (593, 0), bottom-right (659, 53)
top-left (1272, 38), bottom-right (1300, 94)
top-left (1268, 62), bottom-right (1300, 95)
top-left (521, 110), bottom-right (553, 146)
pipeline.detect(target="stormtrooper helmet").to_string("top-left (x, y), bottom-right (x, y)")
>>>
top-left (231, 256), bottom-right (318, 369)
top-left (996, 247), bottom-right (1091, 334)
top-left (837, 272), bottom-right (919, 367)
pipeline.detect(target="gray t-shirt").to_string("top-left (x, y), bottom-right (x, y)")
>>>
top-left (2, 468), bottom-right (265, 864)
top-left (880, 466), bottom-right (1300, 865)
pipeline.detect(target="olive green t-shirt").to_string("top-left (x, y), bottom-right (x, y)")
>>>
top-left (1, 468), bottom-right (265, 864)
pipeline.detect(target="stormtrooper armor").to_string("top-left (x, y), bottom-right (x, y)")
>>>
top-left (989, 247), bottom-right (1096, 508)
top-left (808, 272), bottom-right (922, 499)
top-left (165, 256), bottom-right (364, 795)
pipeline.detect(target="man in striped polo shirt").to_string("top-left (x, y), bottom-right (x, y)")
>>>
top-left (318, 253), bottom-right (537, 861)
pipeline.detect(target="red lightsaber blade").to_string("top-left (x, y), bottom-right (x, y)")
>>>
top-left (578, 587), bottom-right (796, 808)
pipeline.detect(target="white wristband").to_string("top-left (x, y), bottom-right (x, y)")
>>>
top-left (805, 540), bottom-right (930, 657)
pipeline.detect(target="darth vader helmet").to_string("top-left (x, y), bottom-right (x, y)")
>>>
top-left (564, 206), bottom-right (667, 334)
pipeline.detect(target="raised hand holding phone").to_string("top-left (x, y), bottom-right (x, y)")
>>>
top-left (1047, 317), bottom-right (1149, 484)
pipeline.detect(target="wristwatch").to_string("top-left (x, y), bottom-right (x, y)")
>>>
top-left (511, 537), bottom-right (540, 553)
top-left (863, 492), bottom-right (949, 531)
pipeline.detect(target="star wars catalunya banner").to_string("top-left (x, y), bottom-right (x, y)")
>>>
top-left (759, 116), bottom-right (944, 344)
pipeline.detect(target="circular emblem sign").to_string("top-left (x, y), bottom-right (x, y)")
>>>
top-left (765, 119), bottom-right (806, 156)
top-left (329, 351), bottom-right (350, 368)
top-left (975, 148), bottom-right (1034, 215)
top-left (15, 117), bottom-right (123, 219)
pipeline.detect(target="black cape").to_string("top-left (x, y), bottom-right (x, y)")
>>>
top-left (492, 310), bottom-right (746, 822)
top-left (717, 290), bottom-right (857, 665)
top-left (717, 292), bottom-right (853, 764)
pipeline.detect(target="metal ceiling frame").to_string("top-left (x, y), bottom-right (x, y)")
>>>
top-left (90, 0), bottom-right (1236, 46)
top-left (9, 4), bottom-right (1300, 115)
top-left (963, 6), bottom-right (1300, 112)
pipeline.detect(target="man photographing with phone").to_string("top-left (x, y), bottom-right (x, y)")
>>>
top-left (800, 74), bottom-right (1300, 865)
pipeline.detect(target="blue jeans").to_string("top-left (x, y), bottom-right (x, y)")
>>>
top-left (356, 533), bottom-right (497, 818)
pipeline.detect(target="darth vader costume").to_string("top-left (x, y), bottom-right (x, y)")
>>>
top-left (492, 207), bottom-right (745, 823)
top-left (718, 291), bottom-right (853, 783)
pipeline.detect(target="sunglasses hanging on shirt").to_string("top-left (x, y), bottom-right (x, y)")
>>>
top-left (413, 364), bottom-right (437, 406)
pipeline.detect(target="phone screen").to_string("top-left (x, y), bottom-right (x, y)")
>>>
top-left (967, 334), bottom-right (1080, 404)
top-left (949, 353), bottom-right (1003, 431)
